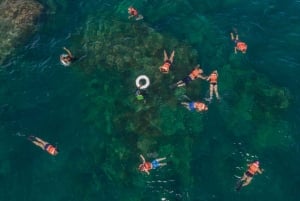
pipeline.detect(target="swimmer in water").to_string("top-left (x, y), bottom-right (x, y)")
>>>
top-left (28, 135), bottom-right (58, 156)
top-left (128, 6), bottom-right (144, 21)
top-left (60, 47), bottom-right (75, 66)
top-left (171, 64), bottom-right (206, 88)
top-left (159, 50), bottom-right (175, 73)
top-left (236, 161), bottom-right (263, 191)
top-left (230, 30), bottom-right (248, 54)
top-left (138, 154), bottom-right (166, 175)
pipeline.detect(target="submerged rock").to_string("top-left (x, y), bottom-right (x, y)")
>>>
top-left (81, 19), bottom-right (197, 75)
top-left (0, 0), bottom-right (43, 65)
top-left (77, 17), bottom-right (203, 199)
top-left (79, 17), bottom-right (202, 138)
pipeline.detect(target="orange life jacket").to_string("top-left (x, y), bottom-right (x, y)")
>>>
top-left (237, 42), bottom-right (247, 52)
top-left (143, 162), bottom-right (152, 171)
top-left (46, 145), bottom-right (57, 155)
top-left (194, 102), bottom-right (207, 111)
top-left (189, 69), bottom-right (201, 79)
top-left (128, 8), bottom-right (138, 16)
top-left (160, 61), bottom-right (171, 73)
top-left (248, 163), bottom-right (259, 175)
top-left (209, 73), bottom-right (218, 84)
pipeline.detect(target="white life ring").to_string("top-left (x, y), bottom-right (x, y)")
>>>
top-left (136, 75), bottom-right (150, 90)
top-left (60, 54), bottom-right (71, 66)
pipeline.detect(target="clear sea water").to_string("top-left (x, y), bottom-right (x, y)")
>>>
top-left (0, 0), bottom-right (299, 201)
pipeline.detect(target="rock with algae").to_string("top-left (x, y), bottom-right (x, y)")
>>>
top-left (81, 18), bottom-right (198, 74)
top-left (76, 15), bottom-right (207, 200)
top-left (79, 16), bottom-right (202, 137)
top-left (0, 0), bottom-right (43, 65)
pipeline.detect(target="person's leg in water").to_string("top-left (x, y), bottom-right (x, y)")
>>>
top-left (214, 84), bottom-right (220, 100)
top-left (181, 102), bottom-right (190, 110)
top-left (209, 84), bottom-right (214, 100)
top-left (177, 76), bottom-right (191, 87)
top-left (34, 136), bottom-right (47, 144)
top-left (231, 32), bottom-right (236, 41)
top-left (170, 79), bottom-right (185, 89)
top-left (240, 173), bottom-right (247, 182)
top-left (236, 173), bottom-right (248, 191)
top-left (230, 32), bottom-right (239, 53)
top-left (169, 50), bottom-right (175, 63)
top-left (28, 136), bottom-right (45, 149)
top-left (163, 50), bottom-right (169, 61)
top-left (156, 157), bottom-right (167, 166)
top-left (242, 176), bottom-right (253, 186)
top-left (182, 102), bottom-right (195, 111)
top-left (176, 80), bottom-right (186, 87)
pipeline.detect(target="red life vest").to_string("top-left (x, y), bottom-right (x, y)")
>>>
top-left (139, 162), bottom-right (152, 172)
top-left (189, 69), bottom-right (201, 79)
top-left (209, 73), bottom-right (218, 84)
top-left (248, 163), bottom-right (259, 175)
top-left (46, 145), bottom-right (57, 155)
top-left (160, 61), bottom-right (171, 73)
top-left (237, 42), bottom-right (247, 52)
top-left (194, 102), bottom-right (207, 111)
top-left (128, 8), bottom-right (138, 16)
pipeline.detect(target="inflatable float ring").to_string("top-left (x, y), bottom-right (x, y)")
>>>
top-left (136, 75), bottom-right (150, 90)
top-left (60, 54), bottom-right (71, 66)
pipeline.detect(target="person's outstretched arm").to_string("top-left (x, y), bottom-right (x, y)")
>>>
top-left (197, 74), bottom-right (207, 80)
top-left (140, 154), bottom-right (146, 163)
top-left (257, 168), bottom-right (263, 174)
top-left (63, 47), bottom-right (73, 57)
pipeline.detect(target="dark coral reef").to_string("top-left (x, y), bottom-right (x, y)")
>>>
top-left (0, 0), bottom-right (43, 65)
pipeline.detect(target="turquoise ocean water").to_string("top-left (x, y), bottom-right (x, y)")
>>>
top-left (0, 0), bottom-right (299, 201)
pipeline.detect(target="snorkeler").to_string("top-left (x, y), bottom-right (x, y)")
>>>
top-left (159, 50), bottom-right (175, 73)
top-left (28, 136), bottom-right (58, 156)
top-left (128, 6), bottom-right (144, 21)
top-left (236, 161), bottom-right (263, 191)
top-left (206, 70), bottom-right (220, 101)
top-left (138, 154), bottom-right (167, 175)
top-left (60, 47), bottom-right (75, 66)
top-left (181, 101), bottom-right (208, 112)
top-left (230, 30), bottom-right (248, 54)
top-left (171, 64), bottom-right (206, 88)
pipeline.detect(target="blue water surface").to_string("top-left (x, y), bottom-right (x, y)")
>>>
top-left (0, 0), bottom-right (299, 201)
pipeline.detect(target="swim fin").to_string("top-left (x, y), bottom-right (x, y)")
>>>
top-left (235, 179), bottom-right (245, 191)
top-left (27, 135), bottom-right (36, 141)
top-left (169, 83), bottom-right (177, 89)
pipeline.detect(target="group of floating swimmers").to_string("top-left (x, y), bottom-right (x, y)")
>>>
top-left (138, 153), bottom-right (263, 191)
top-left (130, 7), bottom-right (259, 191)
top-left (135, 48), bottom-right (220, 112)
top-left (134, 25), bottom-right (247, 113)
top-left (28, 6), bottom-right (257, 192)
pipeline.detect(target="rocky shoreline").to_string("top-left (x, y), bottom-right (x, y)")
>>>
top-left (0, 0), bottom-right (43, 65)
